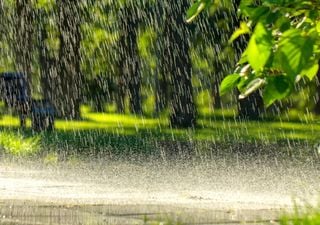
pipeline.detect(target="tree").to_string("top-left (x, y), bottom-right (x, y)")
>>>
top-left (192, 2), bottom-right (240, 110)
top-left (15, 0), bottom-right (34, 97)
top-left (314, 61), bottom-right (320, 114)
top-left (117, 3), bottom-right (142, 114)
top-left (189, 0), bottom-right (264, 119)
top-left (36, 6), bottom-right (58, 113)
top-left (0, 1), bottom-right (15, 72)
top-left (56, 0), bottom-right (83, 119)
top-left (189, 0), bottom-right (320, 108)
top-left (155, 43), bottom-right (170, 114)
top-left (163, 0), bottom-right (196, 128)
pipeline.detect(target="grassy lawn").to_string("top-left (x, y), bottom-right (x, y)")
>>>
top-left (280, 203), bottom-right (320, 225)
top-left (0, 106), bottom-right (319, 157)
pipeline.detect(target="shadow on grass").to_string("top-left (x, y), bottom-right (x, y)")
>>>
top-left (197, 112), bottom-right (318, 124)
top-left (0, 120), bottom-right (317, 163)
top-left (0, 108), bottom-right (319, 161)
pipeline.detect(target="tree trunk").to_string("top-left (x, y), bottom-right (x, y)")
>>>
top-left (155, 69), bottom-right (169, 114)
top-left (14, 0), bottom-right (34, 127)
top-left (57, 0), bottom-right (82, 119)
top-left (164, 0), bottom-right (196, 128)
top-left (314, 61), bottom-right (320, 114)
top-left (212, 61), bottom-right (223, 109)
top-left (15, 0), bottom-right (33, 98)
top-left (117, 5), bottom-right (142, 115)
top-left (116, 89), bottom-right (126, 114)
top-left (238, 90), bottom-right (264, 120)
top-left (116, 24), bottom-right (127, 114)
top-left (155, 36), bottom-right (169, 114)
top-left (212, 80), bottom-right (222, 109)
top-left (38, 12), bottom-right (54, 103)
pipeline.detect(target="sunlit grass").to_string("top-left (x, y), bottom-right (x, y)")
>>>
top-left (0, 109), bottom-right (319, 143)
top-left (61, 105), bottom-right (168, 132)
top-left (82, 113), bottom-right (167, 127)
top-left (0, 131), bottom-right (40, 156)
top-left (0, 104), bottom-right (319, 157)
top-left (280, 203), bottom-right (320, 225)
top-left (0, 115), bottom-right (21, 127)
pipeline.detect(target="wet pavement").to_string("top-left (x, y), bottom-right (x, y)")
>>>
top-left (0, 200), bottom-right (281, 225)
top-left (0, 158), bottom-right (316, 225)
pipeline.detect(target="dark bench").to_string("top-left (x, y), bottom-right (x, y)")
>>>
top-left (0, 72), bottom-right (29, 127)
top-left (0, 72), bottom-right (55, 131)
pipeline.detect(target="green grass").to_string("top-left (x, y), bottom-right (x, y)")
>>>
top-left (0, 131), bottom-right (40, 156)
top-left (0, 105), bottom-right (319, 157)
top-left (280, 203), bottom-right (320, 225)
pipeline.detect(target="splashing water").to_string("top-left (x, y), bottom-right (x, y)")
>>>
top-left (0, 151), bottom-right (319, 224)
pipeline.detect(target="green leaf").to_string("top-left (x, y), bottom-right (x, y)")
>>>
top-left (263, 75), bottom-right (292, 107)
top-left (239, 3), bottom-right (269, 19)
top-left (316, 21), bottom-right (320, 33)
top-left (238, 50), bottom-right (248, 64)
top-left (229, 22), bottom-right (251, 44)
top-left (247, 6), bottom-right (270, 21)
top-left (220, 74), bottom-right (241, 96)
top-left (275, 29), bottom-right (315, 79)
top-left (309, 10), bottom-right (320, 21)
top-left (247, 23), bottom-right (273, 72)
top-left (275, 16), bottom-right (291, 32)
top-left (300, 61), bottom-right (319, 80)
top-left (186, 0), bottom-right (211, 23)
top-left (239, 78), bottom-right (266, 99)
top-left (237, 77), bottom-right (251, 91)
top-left (264, 10), bottom-right (281, 25)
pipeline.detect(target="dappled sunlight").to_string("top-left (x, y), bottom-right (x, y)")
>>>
top-left (82, 112), bottom-right (167, 127)
top-left (0, 0), bottom-right (320, 224)
top-left (0, 115), bottom-right (21, 127)
top-left (0, 112), bottom-right (319, 143)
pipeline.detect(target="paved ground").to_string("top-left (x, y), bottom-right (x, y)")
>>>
top-left (0, 157), bottom-right (317, 225)
top-left (0, 200), bottom-right (282, 225)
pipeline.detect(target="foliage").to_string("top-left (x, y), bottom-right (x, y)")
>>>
top-left (188, 0), bottom-right (320, 106)
top-left (0, 131), bottom-right (40, 156)
top-left (186, 0), bottom-right (212, 23)
top-left (1, 0), bottom-right (320, 125)
top-left (280, 203), bottom-right (320, 225)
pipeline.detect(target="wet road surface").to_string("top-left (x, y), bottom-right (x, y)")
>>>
top-left (0, 158), bottom-right (317, 224)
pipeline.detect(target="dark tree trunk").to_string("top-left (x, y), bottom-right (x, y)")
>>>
top-left (314, 61), bottom-right (320, 114)
top-left (15, 0), bottom-right (33, 98)
top-left (15, 0), bottom-right (33, 93)
top-left (116, 88), bottom-right (126, 114)
top-left (38, 26), bottom-right (50, 100)
top-left (155, 70), bottom-right (169, 114)
top-left (212, 80), bottom-right (222, 109)
top-left (15, 0), bottom-right (34, 127)
top-left (38, 12), bottom-right (55, 105)
top-left (57, 0), bottom-right (82, 120)
top-left (164, 0), bottom-right (196, 128)
top-left (116, 25), bottom-right (127, 114)
top-left (155, 36), bottom-right (169, 114)
top-left (93, 99), bottom-right (105, 112)
top-left (212, 61), bottom-right (223, 109)
top-left (238, 90), bottom-right (264, 120)
top-left (116, 64), bottom-right (126, 114)
top-left (117, 5), bottom-right (142, 115)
